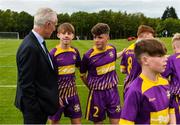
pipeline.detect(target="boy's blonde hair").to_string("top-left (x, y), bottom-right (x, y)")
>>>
top-left (172, 33), bottom-right (180, 43)
top-left (57, 22), bottom-right (75, 34)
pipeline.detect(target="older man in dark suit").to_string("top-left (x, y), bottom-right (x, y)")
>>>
top-left (15, 7), bottom-right (59, 124)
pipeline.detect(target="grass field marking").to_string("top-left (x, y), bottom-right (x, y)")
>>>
top-left (0, 84), bottom-right (123, 88)
top-left (0, 85), bottom-right (16, 88)
top-left (0, 66), bottom-right (16, 68)
top-left (0, 53), bottom-right (15, 56)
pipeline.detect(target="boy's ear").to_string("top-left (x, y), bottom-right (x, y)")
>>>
top-left (57, 33), bottom-right (60, 38)
top-left (141, 54), bottom-right (148, 65)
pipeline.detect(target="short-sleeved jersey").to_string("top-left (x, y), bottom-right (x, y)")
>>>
top-left (120, 43), bottom-right (141, 90)
top-left (162, 53), bottom-right (180, 95)
top-left (80, 44), bottom-right (118, 90)
top-left (120, 73), bottom-right (175, 124)
top-left (50, 46), bottom-right (81, 99)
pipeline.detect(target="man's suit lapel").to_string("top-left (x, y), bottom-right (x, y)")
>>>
top-left (29, 32), bottom-right (54, 70)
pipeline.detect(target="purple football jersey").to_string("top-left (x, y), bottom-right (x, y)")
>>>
top-left (120, 73), bottom-right (175, 124)
top-left (80, 44), bottom-right (118, 90)
top-left (162, 53), bottom-right (180, 95)
top-left (50, 46), bottom-right (81, 99)
top-left (120, 43), bottom-right (141, 92)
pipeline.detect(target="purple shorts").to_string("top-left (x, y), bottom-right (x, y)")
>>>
top-left (85, 86), bottom-right (121, 122)
top-left (49, 95), bottom-right (82, 121)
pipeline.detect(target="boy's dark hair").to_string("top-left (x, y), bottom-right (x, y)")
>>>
top-left (137, 25), bottom-right (155, 37)
top-left (91, 23), bottom-right (110, 36)
top-left (135, 38), bottom-right (167, 63)
top-left (57, 22), bottom-right (75, 34)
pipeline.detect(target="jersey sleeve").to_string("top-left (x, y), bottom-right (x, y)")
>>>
top-left (120, 89), bottom-right (142, 124)
top-left (80, 54), bottom-right (89, 75)
top-left (49, 48), bottom-right (57, 65)
top-left (74, 48), bottom-right (81, 68)
top-left (49, 48), bottom-right (56, 60)
top-left (161, 56), bottom-right (173, 78)
top-left (49, 48), bottom-right (58, 71)
top-left (120, 52), bottom-right (127, 74)
top-left (168, 95), bottom-right (176, 115)
top-left (113, 45), bottom-right (117, 60)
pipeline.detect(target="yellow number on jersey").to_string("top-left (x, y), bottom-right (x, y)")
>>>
top-left (127, 57), bottom-right (132, 74)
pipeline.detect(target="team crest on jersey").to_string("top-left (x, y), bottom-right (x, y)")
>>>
top-left (73, 55), bottom-right (76, 60)
top-left (115, 105), bottom-right (121, 112)
top-left (74, 104), bottom-right (80, 112)
top-left (109, 51), bottom-right (114, 58)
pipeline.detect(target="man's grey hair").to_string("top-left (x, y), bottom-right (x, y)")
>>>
top-left (34, 7), bottom-right (57, 27)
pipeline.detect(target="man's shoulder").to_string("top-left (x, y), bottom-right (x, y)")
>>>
top-left (17, 32), bottom-right (38, 54)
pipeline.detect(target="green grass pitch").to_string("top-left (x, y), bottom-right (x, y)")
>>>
top-left (0, 38), bottom-right (173, 124)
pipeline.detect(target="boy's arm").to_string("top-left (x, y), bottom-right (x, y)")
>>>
top-left (120, 65), bottom-right (126, 74)
top-left (169, 108), bottom-right (176, 125)
top-left (80, 73), bottom-right (89, 88)
top-left (120, 52), bottom-right (127, 74)
top-left (117, 48), bottom-right (126, 59)
top-left (80, 54), bottom-right (89, 88)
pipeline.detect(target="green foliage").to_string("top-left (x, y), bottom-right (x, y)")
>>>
top-left (156, 18), bottom-right (180, 36)
top-left (0, 7), bottom-right (179, 39)
top-left (0, 9), bottom-right (160, 39)
top-left (162, 6), bottom-right (178, 20)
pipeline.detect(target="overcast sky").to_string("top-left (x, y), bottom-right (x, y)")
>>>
top-left (0, 0), bottom-right (179, 18)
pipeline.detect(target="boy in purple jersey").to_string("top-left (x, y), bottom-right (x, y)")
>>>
top-left (120, 25), bottom-right (155, 95)
top-left (120, 38), bottom-right (176, 124)
top-left (48, 23), bottom-right (82, 124)
top-left (80, 23), bottom-right (121, 124)
top-left (162, 33), bottom-right (180, 123)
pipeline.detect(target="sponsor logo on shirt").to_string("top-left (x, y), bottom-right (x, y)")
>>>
top-left (96, 61), bottom-right (115, 75)
top-left (149, 97), bottom-right (156, 102)
top-left (58, 65), bottom-right (75, 75)
top-left (150, 108), bottom-right (169, 124)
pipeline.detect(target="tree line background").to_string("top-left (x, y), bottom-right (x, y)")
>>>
top-left (0, 6), bottom-right (179, 39)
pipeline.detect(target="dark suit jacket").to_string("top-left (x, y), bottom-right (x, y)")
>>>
top-left (15, 31), bottom-right (59, 115)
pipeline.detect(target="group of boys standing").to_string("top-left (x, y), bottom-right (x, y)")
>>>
top-left (15, 8), bottom-right (180, 124)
